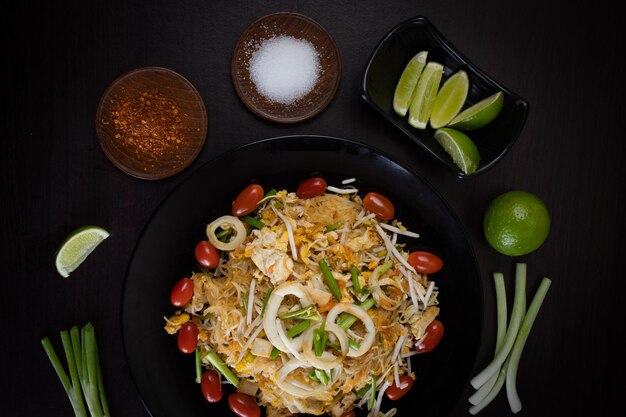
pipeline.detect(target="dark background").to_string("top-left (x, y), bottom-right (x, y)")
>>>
top-left (3, 0), bottom-right (624, 416)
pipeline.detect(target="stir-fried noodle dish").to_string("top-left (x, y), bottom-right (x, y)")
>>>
top-left (165, 178), bottom-right (444, 417)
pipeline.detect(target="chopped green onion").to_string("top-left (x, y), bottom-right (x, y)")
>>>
top-left (505, 277), bottom-right (552, 413)
top-left (325, 222), bottom-right (341, 232)
top-left (315, 369), bottom-right (330, 385)
top-left (470, 263), bottom-right (527, 390)
top-left (197, 264), bottom-right (211, 274)
top-left (313, 321), bottom-right (328, 357)
top-left (327, 341), bottom-right (341, 351)
top-left (376, 250), bottom-right (388, 257)
top-left (286, 320), bottom-right (311, 338)
top-left (368, 375), bottom-right (377, 410)
top-left (205, 351), bottom-right (239, 388)
top-left (348, 338), bottom-right (361, 350)
top-left (270, 347), bottom-right (281, 359)
top-left (319, 259), bottom-right (342, 301)
top-left (265, 189), bottom-right (277, 198)
top-left (350, 265), bottom-right (362, 294)
top-left (241, 292), bottom-right (248, 315)
top-left (216, 228), bottom-right (232, 242)
top-left (356, 384), bottom-right (371, 398)
top-left (379, 260), bottom-right (393, 274)
top-left (336, 298), bottom-right (376, 330)
top-left (242, 216), bottom-right (264, 229)
top-left (308, 369), bottom-right (320, 382)
top-left (279, 304), bottom-right (319, 320)
top-left (261, 288), bottom-right (273, 317)
top-left (195, 348), bottom-right (202, 384)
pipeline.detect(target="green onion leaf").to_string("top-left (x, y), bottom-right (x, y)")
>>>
top-left (315, 369), bottom-right (330, 385)
top-left (336, 298), bottom-right (376, 330)
top-left (279, 304), bottom-right (319, 320)
top-left (325, 222), bottom-right (341, 232)
top-left (261, 288), bottom-right (273, 317)
top-left (195, 348), bottom-right (202, 384)
top-left (270, 347), bottom-right (281, 359)
top-left (368, 375), bottom-right (377, 410)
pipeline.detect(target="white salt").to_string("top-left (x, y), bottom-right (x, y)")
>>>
top-left (249, 35), bottom-right (320, 105)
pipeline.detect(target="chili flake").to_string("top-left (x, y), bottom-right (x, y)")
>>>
top-left (104, 89), bottom-right (187, 165)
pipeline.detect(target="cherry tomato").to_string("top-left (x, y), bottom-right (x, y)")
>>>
top-left (296, 177), bottom-right (327, 198)
top-left (195, 240), bottom-right (220, 269)
top-left (228, 393), bottom-right (261, 417)
top-left (407, 251), bottom-right (444, 274)
top-left (385, 375), bottom-right (414, 400)
top-left (340, 411), bottom-right (356, 417)
top-left (415, 319), bottom-right (444, 353)
top-left (201, 370), bottom-right (223, 403)
top-left (177, 321), bottom-right (198, 354)
top-left (170, 277), bottom-right (194, 307)
top-left (363, 192), bottom-right (395, 221)
top-left (232, 184), bottom-right (264, 217)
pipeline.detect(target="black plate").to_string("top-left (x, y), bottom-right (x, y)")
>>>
top-left (121, 135), bottom-right (483, 417)
top-left (361, 16), bottom-right (529, 178)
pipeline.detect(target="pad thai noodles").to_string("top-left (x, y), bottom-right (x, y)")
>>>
top-left (164, 178), bottom-right (444, 417)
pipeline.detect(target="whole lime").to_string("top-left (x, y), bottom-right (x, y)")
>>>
top-left (483, 190), bottom-right (550, 256)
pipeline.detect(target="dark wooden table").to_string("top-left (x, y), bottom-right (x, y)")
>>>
top-left (5, 1), bottom-right (624, 416)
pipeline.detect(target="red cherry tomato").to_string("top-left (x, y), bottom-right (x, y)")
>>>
top-left (232, 184), bottom-right (264, 217)
top-left (201, 370), bottom-right (223, 403)
top-left (195, 240), bottom-right (220, 269)
top-left (228, 393), bottom-right (261, 417)
top-left (340, 411), bottom-right (356, 417)
top-left (385, 375), bottom-right (414, 400)
top-left (177, 321), bottom-right (198, 354)
top-left (170, 277), bottom-right (194, 307)
top-left (363, 192), bottom-right (395, 221)
top-left (407, 251), bottom-right (444, 274)
top-left (415, 319), bottom-right (444, 353)
top-left (296, 177), bottom-right (327, 198)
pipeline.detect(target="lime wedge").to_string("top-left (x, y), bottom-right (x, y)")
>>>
top-left (408, 62), bottom-right (444, 129)
top-left (430, 70), bottom-right (469, 129)
top-left (55, 225), bottom-right (110, 278)
top-left (393, 50), bottom-right (428, 117)
top-left (449, 91), bottom-right (504, 131)
top-left (434, 127), bottom-right (481, 174)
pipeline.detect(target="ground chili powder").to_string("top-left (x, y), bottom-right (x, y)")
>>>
top-left (106, 89), bottom-right (186, 168)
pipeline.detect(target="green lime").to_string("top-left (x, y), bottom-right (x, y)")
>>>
top-left (448, 91), bottom-right (504, 131)
top-left (55, 225), bottom-right (110, 278)
top-left (393, 50), bottom-right (428, 117)
top-left (408, 61), bottom-right (444, 129)
top-left (434, 127), bottom-right (481, 174)
top-left (430, 70), bottom-right (469, 129)
top-left (483, 191), bottom-right (551, 256)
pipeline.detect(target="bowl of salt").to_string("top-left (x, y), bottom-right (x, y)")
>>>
top-left (231, 12), bottom-right (341, 123)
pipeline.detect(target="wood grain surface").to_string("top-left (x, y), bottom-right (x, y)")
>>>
top-left (4, 1), bottom-right (624, 416)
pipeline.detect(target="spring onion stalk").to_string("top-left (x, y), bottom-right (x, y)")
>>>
top-left (350, 266), bottom-right (362, 294)
top-left (505, 277), bottom-right (552, 413)
top-left (470, 263), bottom-right (527, 389)
top-left (337, 298), bottom-right (376, 329)
top-left (42, 322), bottom-right (110, 417)
top-left (356, 384), bottom-right (371, 398)
top-left (261, 288), bottom-right (273, 317)
top-left (279, 304), bottom-right (319, 320)
top-left (319, 259), bottom-right (342, 301)
top-left (241, 216), bottom-right (264, 229)
top-left (469, 357), bottom-right (508, 415)
top-left (195, 348), bottom-right (202, 383)
top-left (308, 369), bottom-right (320, 382)
top-left (205, 351), bottom-right (239, 388)
top-left (215, 228), bottom-right (232, 241)
top-left (469, 272), bottom-right (508, 405)
top-left (286, 320), bottom-right (311, 338)
top-left (325, 222), bottom-right (341, 232)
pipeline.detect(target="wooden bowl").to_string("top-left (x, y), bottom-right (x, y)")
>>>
top-left (96, 67), bottom-right (208, 180)
top-left (231, 12), bottom-right (341, 123)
